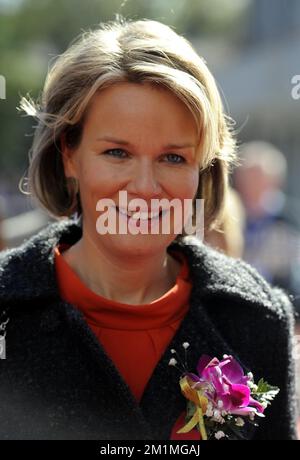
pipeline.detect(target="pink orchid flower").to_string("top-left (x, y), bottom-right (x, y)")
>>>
top-left (186, 354), bottom-right (265, 416)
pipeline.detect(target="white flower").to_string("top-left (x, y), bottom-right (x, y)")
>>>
top-left (168, 358), bottom-right (177, 366)
top-left (214, 415), bottom-right (225, 424)
top-left (215, 431), bottom-right (225, 440)
top-left (205, 402), bottom-right (214, 417)
top-left (212, 408), bottom-right (226, 424)
top-left (182, 342), bottom-right (190, 349)
top-left (206, 408), bottom-right (214, 417)
top-left (247, 372), bottom-right (254, 380)
top-left (247, 381), bottom-right (257, 391)
top-left (235, 417), bottom-right (245, 427)
top-left (170, 349), bottom-right (176, 354)
top-left (223, 354), bottom-right (229, 359)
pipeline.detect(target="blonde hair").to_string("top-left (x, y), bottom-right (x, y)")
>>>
top-left (205, 187), bottom-right (245, 258)
top-left (19, 17), bottom-right (237, 233)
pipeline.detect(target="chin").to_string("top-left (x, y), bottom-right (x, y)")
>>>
top-left (106, 233), bottom-right (173, 257)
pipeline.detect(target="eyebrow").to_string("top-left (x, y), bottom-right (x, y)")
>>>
top-left (96, 136), bottom-right (196, 150)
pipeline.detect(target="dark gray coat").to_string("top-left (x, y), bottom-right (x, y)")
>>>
top-left (0, 217), bottom-right (297, 440)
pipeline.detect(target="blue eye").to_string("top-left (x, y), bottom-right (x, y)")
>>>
top-left (103, 149), bottom-right (128, 158)
top-left (165, 153), bottom-right (185, 164)
top-left (102, 149), bottom-right (185, 163)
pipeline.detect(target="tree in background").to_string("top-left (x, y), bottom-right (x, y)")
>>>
top-left (0, 0), bottom-right (250, 183)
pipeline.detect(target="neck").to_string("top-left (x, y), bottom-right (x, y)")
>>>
top-left (62, 229), bottom-right (181, 305)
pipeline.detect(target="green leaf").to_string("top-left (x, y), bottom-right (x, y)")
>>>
top-left (254, 378), bottom-right (280, 395)
top-left (251, 378), bottom-right (280, 405)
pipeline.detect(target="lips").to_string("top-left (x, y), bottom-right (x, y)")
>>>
top-left (116, 206), bottom-right (165, 220)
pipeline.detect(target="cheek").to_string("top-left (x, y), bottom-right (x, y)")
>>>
top-left (188, 170), bottom-right (200, 197)
top-left (77, 162), bottom-right (121, 203)
top-left (166, 168), bottom-right (199, 199)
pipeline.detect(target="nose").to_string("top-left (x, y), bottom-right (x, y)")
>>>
top-left (126, 157), bottom-right (162, 200)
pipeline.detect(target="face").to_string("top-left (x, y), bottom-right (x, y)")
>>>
top-left (235, 165), bottom-right (276, 217)
top-left (62, 82), bottom-right (200, 259)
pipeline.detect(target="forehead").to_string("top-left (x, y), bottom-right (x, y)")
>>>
top-left (83, 82), bottom-right (197, 139)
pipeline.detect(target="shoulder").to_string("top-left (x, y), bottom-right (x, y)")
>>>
top-left (0, 218), bottom-right (63, 272)
top-left (172, 235), bottom-right (295, 326)
top-left (0, 217), bottom-right (81, 305)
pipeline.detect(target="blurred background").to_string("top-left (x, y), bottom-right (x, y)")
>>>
top-left (0, 0), bottom-right (300, 434)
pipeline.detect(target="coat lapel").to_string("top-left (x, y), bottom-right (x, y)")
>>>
top-left (137, 238), bottom-right (256, 439)
top-left (138, 287), bottom-right (252, 439)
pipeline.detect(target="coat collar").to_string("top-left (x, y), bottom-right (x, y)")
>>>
top-left (0, 216), bottom-right (276, 313)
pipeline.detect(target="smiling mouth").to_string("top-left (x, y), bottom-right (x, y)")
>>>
top-left (116, 206), bottom-right (166, 221)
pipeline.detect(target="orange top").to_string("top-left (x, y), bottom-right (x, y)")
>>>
top-left (54, 243), bottom-right (192, 404)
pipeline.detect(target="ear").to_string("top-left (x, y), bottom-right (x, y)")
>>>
top-left (60, 132), bottom-right (78, 178)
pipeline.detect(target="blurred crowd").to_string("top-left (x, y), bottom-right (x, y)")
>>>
top-left (206, 141), bottom-right (300, 314)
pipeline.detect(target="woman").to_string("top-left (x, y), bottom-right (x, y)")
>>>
top-left (0, 18), bottom-right (297, 440)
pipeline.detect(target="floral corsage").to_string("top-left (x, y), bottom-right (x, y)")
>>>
top-left (169, 343), bottom-right (280, 440)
